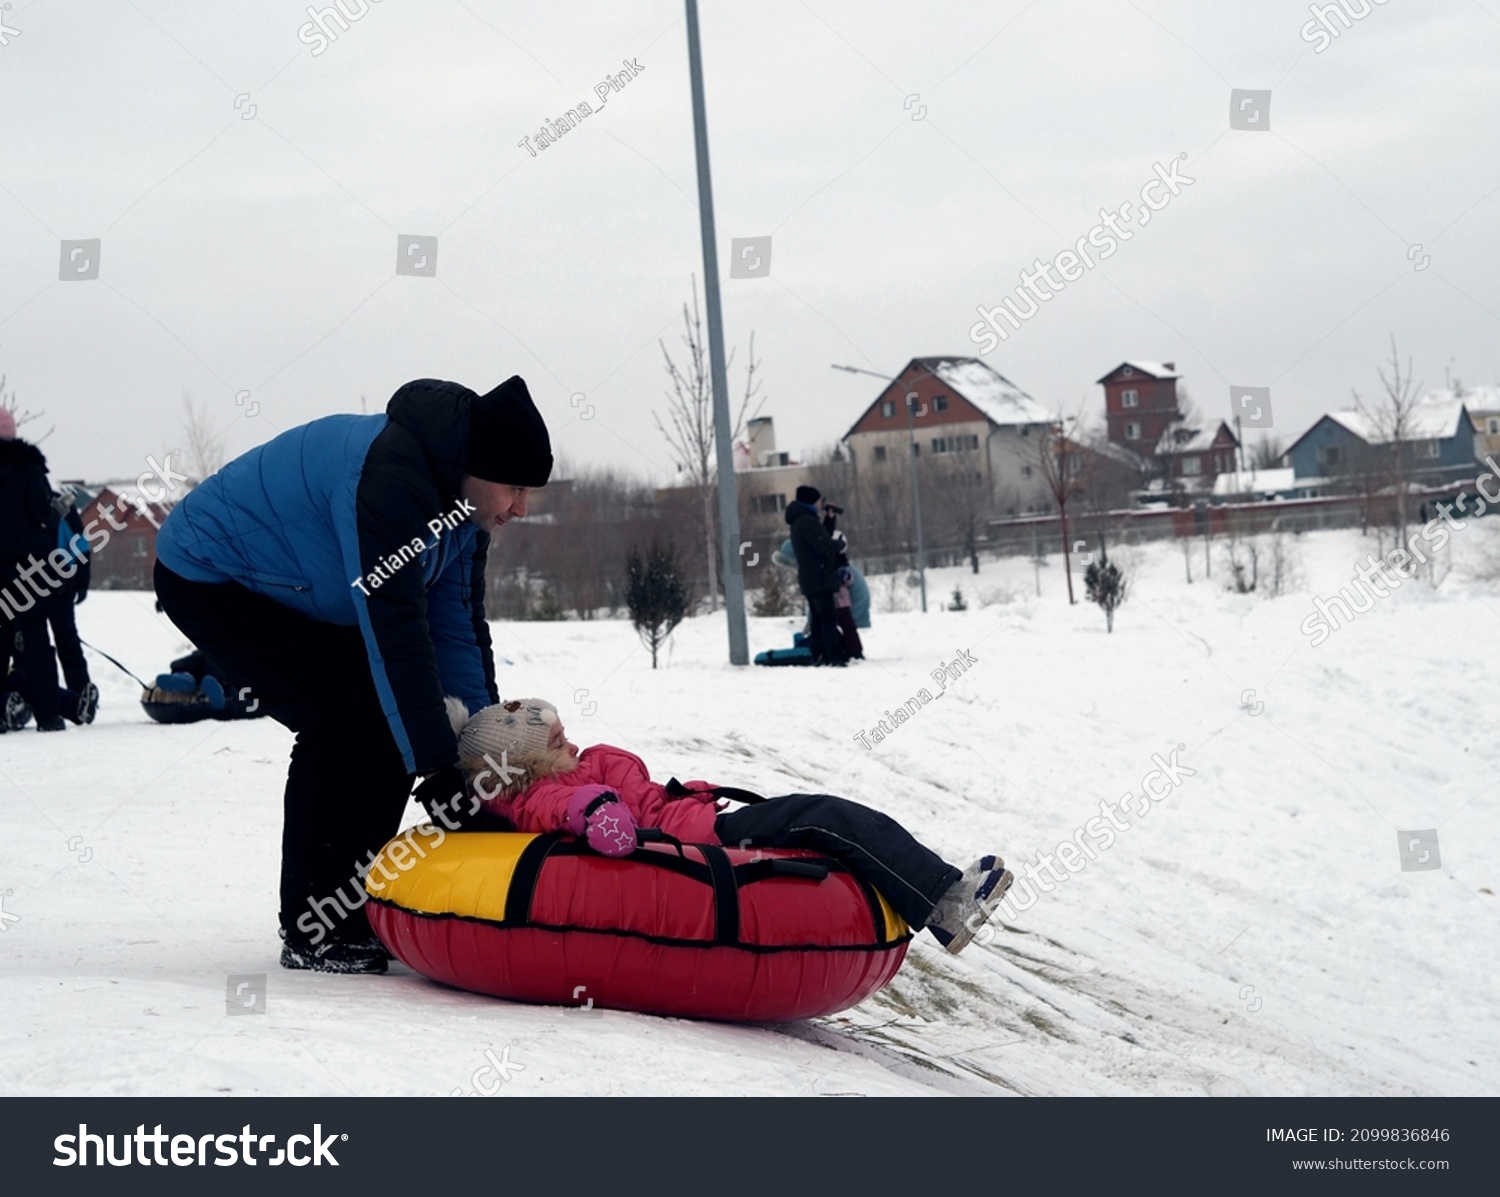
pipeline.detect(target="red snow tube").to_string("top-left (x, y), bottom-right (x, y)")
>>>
top-left (364, 828), bottom-right (911, 1022)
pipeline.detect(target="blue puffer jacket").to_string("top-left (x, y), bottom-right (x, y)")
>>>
top-left (156, 380), bottom-right (498, 773)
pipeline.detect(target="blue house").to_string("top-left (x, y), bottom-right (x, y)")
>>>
top-left (1285, 397), bottom-right (1476, 495)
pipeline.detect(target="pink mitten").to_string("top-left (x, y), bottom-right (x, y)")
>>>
top-left (565, 785), bottom-right (638, 857)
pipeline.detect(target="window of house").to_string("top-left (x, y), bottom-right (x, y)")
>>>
top-left (1183, 457), bottom-right (1202, 476)
top-left (873, 445), bottom-right (887, 462)
top-left (132, 537), bottom-right (148, 557)
top-left (933, 395), bottom-right (948, 412)
top-left (1489, 417), bottom-right (1500, 435)
top-left (1021, 464), bottom-right (1032, 479)
top-left (1318, 445), bottom-right (1344, 467)
top-left (1124, 422), bottom-right (1140, 440)
top-left (1417, 439), bottom-right (1441, 459)
top-left (881, 400), bottom-right (894, 418)
top-left (931, 435), bottom-right (979, 455)
top-left (751, 493), bottom-right (785, 515)
top-left (911, 442), bottom-right (920, 456)
top-left (1122, 389), bottom-right (1138, 407)
top-left (1122, 366), bottom-right (1134, 377)
top-left (1020, 425), bottom-right (1030, 436)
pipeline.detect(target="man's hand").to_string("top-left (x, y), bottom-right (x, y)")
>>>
top-left (413, 766), bottom-right (470, 827)
top-left (413, 766), bottom-right (512, 832)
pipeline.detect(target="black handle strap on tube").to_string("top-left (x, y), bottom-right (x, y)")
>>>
top-left (634, 827), bottom-right (688, 859)
top-left (79, 638), bottom-right (151, 689)
top-left (665, 778), bottom-right (769, 805)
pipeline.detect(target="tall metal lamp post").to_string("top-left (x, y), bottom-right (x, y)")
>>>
top-left (831, 363), bottom-right (928, 613)
top-left (684, 0), bottom-right (748, 665)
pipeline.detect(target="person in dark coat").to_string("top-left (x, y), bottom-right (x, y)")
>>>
top-left (153, 376), bottom-right (553, 973)
top-left (785, 484), bottom-right (848, 666)
top-left (0, 406), bottom-right (67, 732)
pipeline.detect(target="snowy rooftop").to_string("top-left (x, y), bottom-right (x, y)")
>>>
top-left (916, 357), bottom-right (1053, 426)
top-left (1325, 394), bottom-right (1470, 444)
top-left (94, 483), bottom-right (175, 528)
top-left (1428, 385), bottom-right (1500, 418)
top-left (1122, 359), bottom-right (1179, 379)
top-left (1154, 421), bottom-right (1231, 456)
top-left (1095, 360), bottom-right (1180, 383)
top-left (1087, 439), bottom-right (1149, 469)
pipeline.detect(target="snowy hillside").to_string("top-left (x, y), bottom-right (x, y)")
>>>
top-left (2, 523), bottom-right (1497, 1097)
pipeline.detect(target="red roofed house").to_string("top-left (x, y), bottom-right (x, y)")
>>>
top-left (73, 483), bottom-right (175, 590)
top-left (1098, 360), bottom-right (1238, 493)
top-left (846, 357), bottom-right (1056, 525)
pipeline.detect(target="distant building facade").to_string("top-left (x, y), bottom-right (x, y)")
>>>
top-left (1284, 395), bottom-right (1477, 495)
top-left (842, 356), bottom-right (1056, 520)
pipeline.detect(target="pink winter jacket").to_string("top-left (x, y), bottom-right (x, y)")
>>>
top-left (477, 744), bottom-right (723, 844)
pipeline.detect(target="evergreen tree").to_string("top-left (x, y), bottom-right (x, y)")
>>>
top-left (625, 539), bottom-right (691, 668)
top-left (1084, 548), bottom-right (1127, 633)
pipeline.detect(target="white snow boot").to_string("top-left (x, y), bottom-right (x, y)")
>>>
top-left (925, 855), bottom-right (1014, 955)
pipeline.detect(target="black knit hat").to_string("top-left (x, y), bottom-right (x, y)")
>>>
top-left (465, 376), bottom-right (553, 487)
top-left (795, 485), bottom-right (821, 505)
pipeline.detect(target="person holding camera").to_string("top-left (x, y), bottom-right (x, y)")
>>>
top-left (784, 485), bottom-right (848, 667)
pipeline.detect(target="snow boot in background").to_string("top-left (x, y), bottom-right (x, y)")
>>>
top-left (36, 715), bottom-right (66, 732)
top-left (279, 927), bottom-right (390, 975)
top-left (925, 855), bottom-right (1014, 955)
top-left (75, 683), bottom-right (99, 725)
top-left (4, 691), bottom-right (32, 731)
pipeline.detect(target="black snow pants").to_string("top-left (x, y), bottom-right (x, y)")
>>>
top-left (154, 562), bottom-right (413, 943)
top-left (46, 581), bottom-right (91, 693)
top-left (803, 592), bottom-right (847, 666)
top-left (1, 611), bottom-right (62, 724)
top-left (715, 793), bottom-right (961, 928)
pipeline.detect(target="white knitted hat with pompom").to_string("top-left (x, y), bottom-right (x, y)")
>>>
top-left (448, 697), bottom-right (558, 775)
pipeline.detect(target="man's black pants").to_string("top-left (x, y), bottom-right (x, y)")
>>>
top-left (154, 562), bottom-right (413, 942)
top-left (715, 794), bottom-right (961, 928)
top-left (803, 592), bottom-right (847, 665)
top-left (46, 583), bottom-right (91, 693)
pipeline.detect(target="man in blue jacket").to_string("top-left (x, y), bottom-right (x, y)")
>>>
top-left (154, 376), bottom-right (552, 973)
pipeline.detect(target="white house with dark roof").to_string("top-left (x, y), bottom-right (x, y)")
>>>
top-left (842, 356), bottom-right (1056, 517)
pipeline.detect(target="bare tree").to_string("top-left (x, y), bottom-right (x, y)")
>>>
top-left (0, 373), bottom-right (52, 442)
top-left (179, 388), bottom-right (228, 483)
top-left (1250, 434), bottom-right (1286, 470)
top-left (1353, 336), bottom-right (1423, 545)
top-left (655, 278), bottom-right (763, 610)
top-left (1032, 412), bottom-right (1086, 603)
top-left (928, 452), bottom-right (991, 573)
top-left (486, 460), bottom-right (666, 621)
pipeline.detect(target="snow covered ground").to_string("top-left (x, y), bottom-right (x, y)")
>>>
top-left (3, 522), bottom-right (1497, 1097)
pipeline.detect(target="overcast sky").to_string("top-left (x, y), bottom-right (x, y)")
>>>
top-left (2, 0), bottom-right (1497, 486)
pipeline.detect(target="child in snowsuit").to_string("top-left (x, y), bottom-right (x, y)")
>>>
top-left (438, 697), bottom-right (1012, 954)
top-left (832, 550), bottom-right (864, 661)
